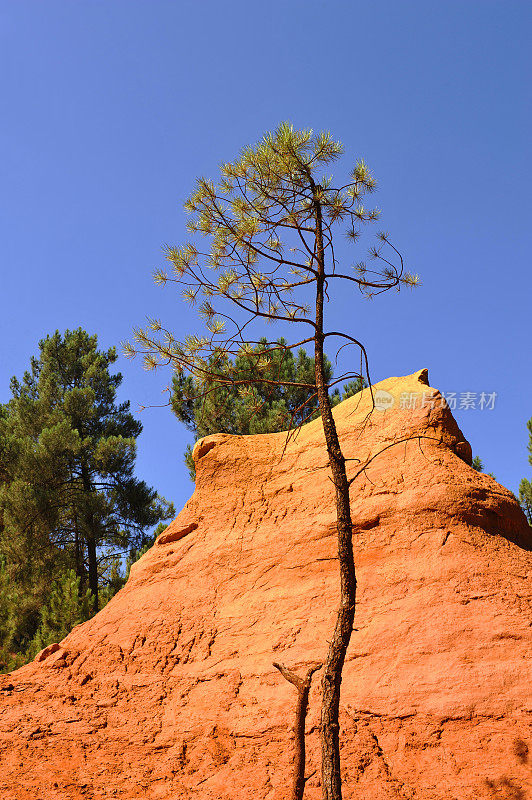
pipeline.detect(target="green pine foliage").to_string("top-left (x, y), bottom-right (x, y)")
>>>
top-left (0, 329), bottom-right (175, 672)
top-left (471, 455), bottom-right (496, 480)
top-left (171, 338), bottom-right (366, 479)
top-left (0, 554), bottom-right (32, 672)
top-left (123, 122), bottom-right (417, 800)
top-left (519, 418), bottom-right (532, 525)
top-left (520, 479), bottom-right (532, 524)
top-left (26, 570), bottom-right (94, 660)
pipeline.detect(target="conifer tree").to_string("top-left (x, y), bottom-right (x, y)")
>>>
top-left (126, 123), bottom-right (417, 800)
top-left (0, 553), bottom-right (31, 672)
top-left (0, 329), bottom-right (174, 627)
top-left (519, 417), bottom-right (532, 524)
top-left (171, 336), bottom-right (365, 479)
top-left (0, 394), bottom-right (71, 658)
top-left (26, 569), bottom-right (94, 659)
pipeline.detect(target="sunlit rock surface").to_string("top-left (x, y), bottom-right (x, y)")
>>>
top-left (1, 371), bottom-right (531, 799)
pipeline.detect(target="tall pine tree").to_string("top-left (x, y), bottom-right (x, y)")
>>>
top-left (0, 329), bottom-right (174, 637)
top-left (126, 123), bottom-right (417, 799)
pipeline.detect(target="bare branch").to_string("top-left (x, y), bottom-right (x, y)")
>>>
top-left (273, 661), bottom-right (323, 800)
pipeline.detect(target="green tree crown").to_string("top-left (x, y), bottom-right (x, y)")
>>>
top-left (0, 328), bottom-right (175, 666)
top-left (519, 417), bottom-right (532, 524)
top-left (171, 337), bottom-right (366, 479)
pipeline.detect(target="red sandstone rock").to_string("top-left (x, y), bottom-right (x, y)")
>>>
top-left (1, 370), bottom-right (531, 799)
top-left (156, 521), bottom-right (198, 546)
top-left (34, 643), bottom-right (61, 663)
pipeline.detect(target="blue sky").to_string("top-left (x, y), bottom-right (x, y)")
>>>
top-left (1, 0), bottom-right (531, 515)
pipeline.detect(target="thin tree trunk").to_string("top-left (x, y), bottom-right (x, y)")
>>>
top-left (313, 187), bottom-right (357, 800)
top-left (86, 534), bottom-right (99, 612)
top-left (273, 662), bottom-right (322, 800)
top-left (80, 468), bottom-right (99, 612)
top-left (73, 510), bottom-right (85, 595)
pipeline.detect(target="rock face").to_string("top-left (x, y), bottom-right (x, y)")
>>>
top-left (1, 370), bottom-right (531, 800)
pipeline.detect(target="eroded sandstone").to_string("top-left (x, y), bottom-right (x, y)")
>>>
top-left (1, 370), bottom-right (531, 799)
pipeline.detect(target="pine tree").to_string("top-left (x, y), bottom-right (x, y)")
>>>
top-left (126, 123), bottom-right (416, 800)
top-left (0, 329), bottom-right (174, 630)
top-left (0, 395), bottom-right (71, 659)
top-left (171, 337), bottom-right (366, 479)
top-left (26, 570), bottom-right (94, 659)
top-left (519, 417), bottom-right (532, 524)
top-left (0, 553), bottom-right (32, 672)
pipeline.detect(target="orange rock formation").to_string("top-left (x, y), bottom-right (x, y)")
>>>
top-left (1, 371), bottom-right (531, 800)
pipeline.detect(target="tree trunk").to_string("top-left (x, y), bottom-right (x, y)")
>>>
top-left (73, 511), bottom-right (85, 595)
top-left (86, 534), bottom-right (99, 612)
top-left (80, 468), bottom-right (99, 613)
top-left (313, 190), bottom-right (357, 800)
top-left (273, 662), bottom-right (322, 800)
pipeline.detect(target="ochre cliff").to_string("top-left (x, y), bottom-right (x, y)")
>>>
top-left (1, 371), bottom-right (531, 800)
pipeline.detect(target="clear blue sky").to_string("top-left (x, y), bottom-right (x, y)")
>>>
top-left (1, 0), bottom-right (531, 515)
